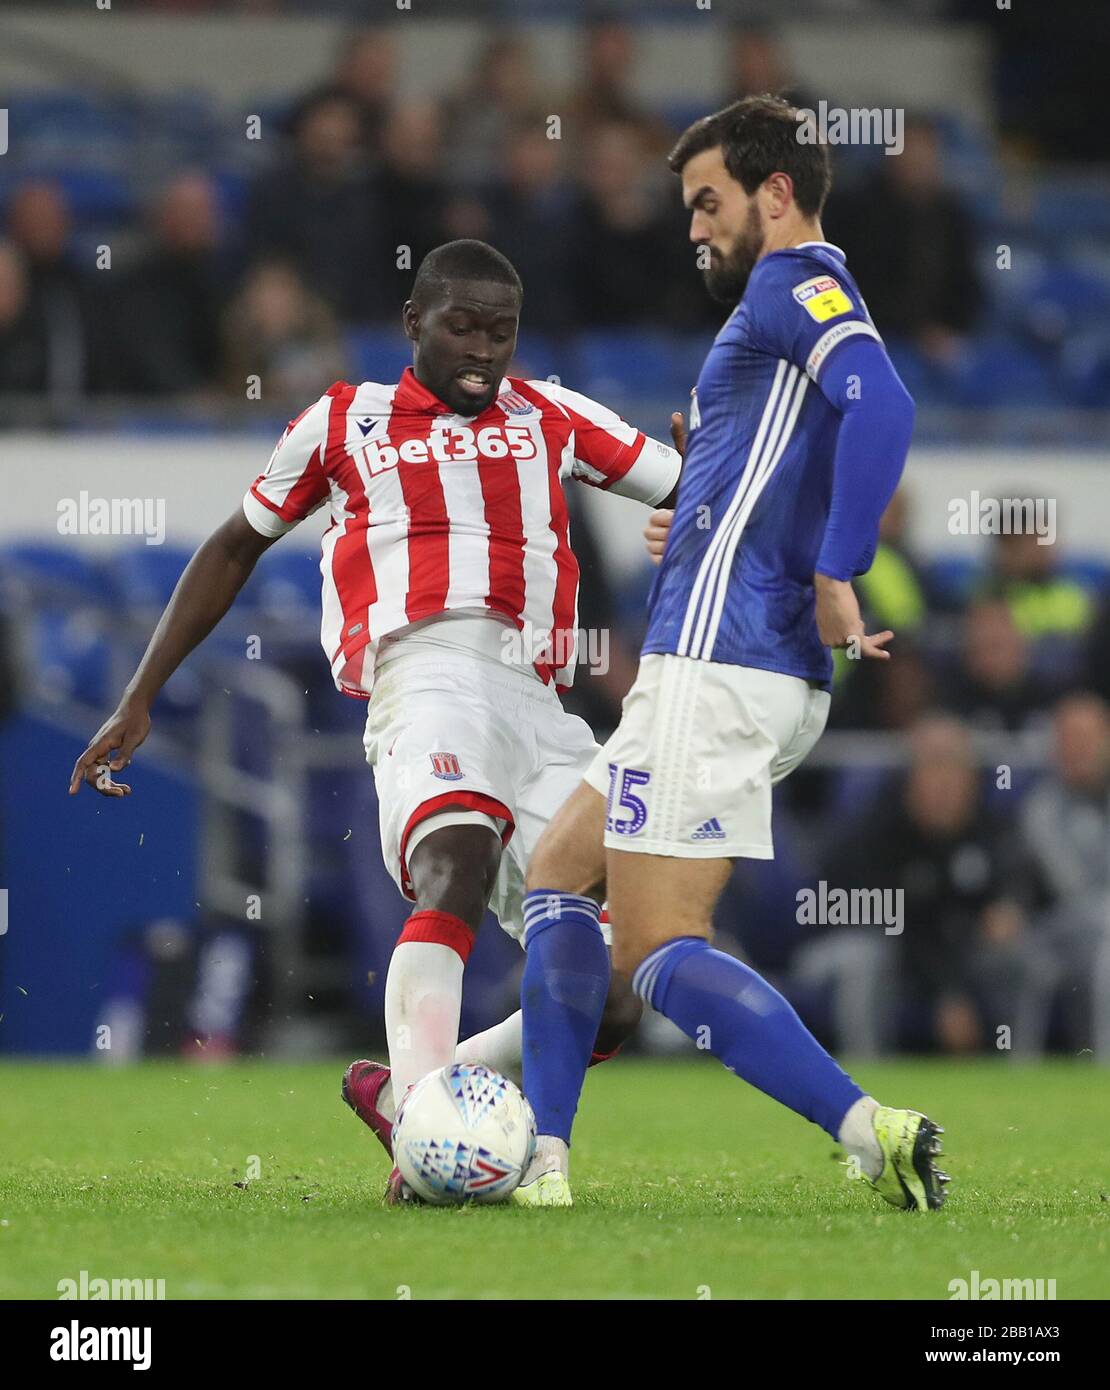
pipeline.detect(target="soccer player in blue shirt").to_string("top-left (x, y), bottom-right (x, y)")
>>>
top-left (513, 97), bottom-right (948, 1210)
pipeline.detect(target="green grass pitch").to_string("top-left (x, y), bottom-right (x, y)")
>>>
top-left (0, 1057), bottom-right (1106, 1300)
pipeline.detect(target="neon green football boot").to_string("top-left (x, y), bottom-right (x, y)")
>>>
top-left (866, 1107), bottom-right (949, 1211)
top-left (510, 1169), bottom-right (573, 1208)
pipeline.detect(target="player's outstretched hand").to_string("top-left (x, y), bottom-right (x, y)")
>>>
top-left (68, 697), bottom-right (152, 797)
top-left (644, 509), bottom-right (674, 565)
top-left (670, 411), bottom-right (687, 457)
top-left (851, 629), bottom-right (895, 659)
top-left (814, 573), bottom-right (893, 660)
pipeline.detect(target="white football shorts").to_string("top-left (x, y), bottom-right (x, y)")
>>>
top-left (584, 653), bottom-right (830, 859)
top-left (363, 628), bottom-right (601, 944)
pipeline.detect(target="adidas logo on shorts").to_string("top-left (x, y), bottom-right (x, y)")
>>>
top-left (691, 817), bottom-right (726, 841)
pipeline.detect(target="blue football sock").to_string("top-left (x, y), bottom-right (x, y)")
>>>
top-left (634, 936), bottom-right (864, 1138)
top-left (521, 891), bottom-right (610, 1143)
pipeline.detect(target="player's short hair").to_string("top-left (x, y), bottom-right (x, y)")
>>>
top-left (411, 240), bottom-right (523, 309)
top-left (668, 95), bottom-right (832, 218)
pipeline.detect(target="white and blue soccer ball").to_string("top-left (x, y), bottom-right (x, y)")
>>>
top-left (393, 1062), bottom-right (536, 1205)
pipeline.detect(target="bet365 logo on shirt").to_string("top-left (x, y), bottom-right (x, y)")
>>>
top-left (353, 423), bottom-right (539, 476)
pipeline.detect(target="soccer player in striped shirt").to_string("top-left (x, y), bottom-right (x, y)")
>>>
top-left (515, 99), bottom-right (949, 1209)
top-left (69, 239), bottom-right (682, 1201)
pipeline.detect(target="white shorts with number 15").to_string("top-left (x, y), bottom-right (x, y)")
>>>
top-left (584, 653), bottom-right (830, 860)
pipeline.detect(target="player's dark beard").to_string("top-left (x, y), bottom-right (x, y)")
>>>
top-left (703, 203), bottom-right (764, 304)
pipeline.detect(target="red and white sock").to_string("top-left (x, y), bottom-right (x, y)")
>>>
top-left (384, 909), bottom-right (475, 1106)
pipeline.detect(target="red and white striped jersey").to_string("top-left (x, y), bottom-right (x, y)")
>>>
top-left (243, 369), bottom-right (681, 697)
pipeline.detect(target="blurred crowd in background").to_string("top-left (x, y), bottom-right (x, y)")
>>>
top-left (620, 484), bottom-right (1110, 1062)
top-left (2, 5), bottom-right (1109, 1063)
top-left (2, 14), bottom-right (1109, 415)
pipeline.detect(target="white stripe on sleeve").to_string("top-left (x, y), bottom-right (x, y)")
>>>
top-left (805, 320), bottom-right (881, 382)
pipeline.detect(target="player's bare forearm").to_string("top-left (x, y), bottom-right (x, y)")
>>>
top-left (125, 511), bottom-right (274, 705)
top-left (68, 509), bottom-right (276, 795)
top-left (813, 572), bottom-right (893, 659)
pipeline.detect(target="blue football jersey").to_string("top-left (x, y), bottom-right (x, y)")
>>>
top-left (643, 241), bottom-right (884, 687)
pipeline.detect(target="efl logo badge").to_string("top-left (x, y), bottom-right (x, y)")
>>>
top-left (498, 390), bottom-right (534, 416)
top-left (430, 751), bottom-right (464, 781)
top-left (792, 276), bottom-right (852, 322)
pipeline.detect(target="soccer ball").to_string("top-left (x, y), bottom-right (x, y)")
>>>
top-left (393, 1062), bottom-right (536, 1205)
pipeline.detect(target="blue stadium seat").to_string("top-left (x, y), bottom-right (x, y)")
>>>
top-left (924, 555), bottom-right (985, 609)
top-left (29, 610), bottom-right (112, 707)
top-left (0, 543), bottom-right (115, 605)
top-left (109, 547), bottom-right (195, 612)
top-left (308, 767), bottom-right (366, 841)
top-left (717, 822), bottom-right (815, 971)
top-left (949, 337), bottom-right (1062, 409)
top-left (982, 767), bottom-right (1038, 811)
top-left (883, 338), bottom-right (946, 407)
top-left (47, 170), bottom-right (136, 222)
top-left (344, 327), bottom-right (413, 383)
top-left (613, 567), bottom-right (655, 650)
top-left (659, 101), bottom-right (711, 137)
top-left (976, 240), bottom-right (1045, 336)
top-left (9, 92), bottom-right (135, 150)
top-left (306, 862), bottom-right (357, 920)
top-left (149, 92), bottom-right (218, 143)
top-left (251, 548), bottom-right (322, 621)
top-left (210, 169), bottom-right (250, 223)
top-left (577, 330), bottom-right (705, 403)
top-left (1027, 632), bottom-right (1087, 688)
top-left (156, 666), bottom-right (207, 721)
top-left (509, 331), bottom-right (567, 384)
top-left (932, 113), bottom-right (1001, 205)
top-left (1057, 556), bottom-right (1110, 593)
top-left (8, 94), bottom-right (137, 179)
top-left (1059, 325), bottom-right (1110, 408)
top-left (822, 765), bottom-right (890, 831)
top-left (1022, 263), bottom-right (1110, 347)
top-left (1030, 177), bottom-right (1110, 240)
